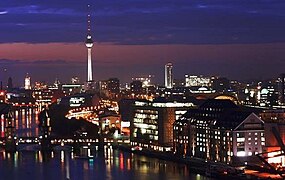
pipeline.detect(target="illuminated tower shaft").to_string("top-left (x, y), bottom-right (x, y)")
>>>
top-left (87, 46), bottom-right (93, 81)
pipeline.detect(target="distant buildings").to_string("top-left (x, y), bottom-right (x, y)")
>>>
top-left (24, 74), bottom-right (31, 90)
top-left (107, 78), bottom-right (120, 97)
top-left (7, 77), bottom-right (13, 90)
top-left (165, 63), bottom-right (173, 89)
top-left (185, 75), bottom-right (211, 88)
top-left (211, 77), bottom-right (230, 93)
top-left (71, 77), bottom-right (80, 84)
top-left (132, 75), bottom-right (154, 88)
top-left (130, 80), bottom-right (143, 94)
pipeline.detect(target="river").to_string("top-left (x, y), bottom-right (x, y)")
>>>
top-left (0, 107), bottom-right (212, 180)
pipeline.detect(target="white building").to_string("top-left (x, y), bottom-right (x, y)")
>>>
top-left (233, 113), bottom-right (265, 157)
top-left (24, 74), bottom-right (31, 90)
top-left (165, 63), bottom-right (173, 88)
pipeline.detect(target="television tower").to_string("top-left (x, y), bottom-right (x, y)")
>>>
top-left (85, 5), bottom-right (94, 82)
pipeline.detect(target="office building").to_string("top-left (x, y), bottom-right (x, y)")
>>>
top-left (165, 63), bottom-right (173, 89)
top-left (24, 74), bottom-right (31, 90)
top-left (130, 98), bottom-right (195, 151)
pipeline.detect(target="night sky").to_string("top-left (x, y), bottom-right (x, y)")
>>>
top-left (0, 0), bottom-right (285, 86)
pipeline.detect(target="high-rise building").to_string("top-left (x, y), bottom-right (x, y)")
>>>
top-left (211, 77), bottom-right (230, 92)
top-left (85, 5), bottom-right (94, 82)
top-left (165, 63), bottom-right (173, 88)
top-left (130, 98), bottom-right (195, 151)
top-left (130, 80), bottom-right (144, 94)
top-left (7, 77), bottom-right (13, 90)
top-left (24, 74), bottom-right (31, 90)
top-left (107, 78), bottom-right (120, 94)
top-left (278, 73), bottom-right (285, 105)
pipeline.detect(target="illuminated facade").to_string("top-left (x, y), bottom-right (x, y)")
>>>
top-left (257, 80), bottom-right (278, 107)
top-left (233, 113), bottom-right (265, 157)
top-left (130, 99), bottom-right (195, 151)
top-left (0, 90), bottom-right (5, 103)
top-left (132, 75), bottom-right (154, 87)
top-left (24, 74), bottom-right (31, 90)
top-left (165, 63), bottom-right (173, 89)
top-left (264, 123), bottom-right (285, 166)
top-left (185, 75), bottom-right (211, 87)
top-left (99, 113), bottom-right (121, 135)
top-left (173, 99), bottom-right (264, 164)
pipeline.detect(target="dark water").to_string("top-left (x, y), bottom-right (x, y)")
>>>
top-left (0, 107), bottom-right (212, 180)
top-left (0, 149), bottom-right (212, 180)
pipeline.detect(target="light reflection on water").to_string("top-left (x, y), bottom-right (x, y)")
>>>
top-left (15, 107), bottom-right (39, 137)
top-left (0, 147), bottom-right (212, 180)
top-left (0, 107), bottom-right (213, 180)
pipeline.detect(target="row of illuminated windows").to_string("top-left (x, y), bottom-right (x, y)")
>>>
top-left (236, 132), bottom-right (264, 138)
top-left (197, 137), bottom-right (207, 142)
top-left (237, 151), bottom-right (259, 157)
top-left (133, 128), bottom-right (158, 135)
top-left (174, 139), bottom-right (188, 144)
top-left (133, 123), bottom-right (158, 130)
top-left (135, 113), bottom-right (158, 120)
top-left (135, 109), bottom-right (158, 114)
top-left (175, 136), bottom-right (188, 140)
top-left (237, 141), bottom-right (265, 147)
top-left (133, 117), bottom-right (157, 124)
top-left (199, 147), bottom-right (206, 152)
top-left (237, 137), bottom-right (265, 142)
top-left (197, 133), bottom-right (206, 138)
top-left (197, 142), bottom-right (206, 146)
top-left (133, 133), bottom-right (158, 140)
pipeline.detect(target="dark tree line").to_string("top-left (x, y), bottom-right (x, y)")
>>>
top-left (48, 104), bottom-right (99, 138)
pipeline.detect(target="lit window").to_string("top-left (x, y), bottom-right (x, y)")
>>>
top-left (237, 151), bottom-right (246, 157)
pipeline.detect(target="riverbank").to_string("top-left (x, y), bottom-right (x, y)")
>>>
top-left (115, 144), bottom-right (283, 179)
top-left (114, 144), bottom-right (246, 179)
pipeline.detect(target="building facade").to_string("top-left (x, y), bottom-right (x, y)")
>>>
top-left (173, 99), bottom-right (264, 164)
top-left (130, 99), bottom-right (195, 151)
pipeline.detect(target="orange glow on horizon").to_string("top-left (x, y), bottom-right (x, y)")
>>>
top-left (0, 42), bottom-right (284, 66)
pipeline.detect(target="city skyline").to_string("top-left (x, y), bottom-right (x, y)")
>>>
top-left (0, 1), bottom-right (285, 85)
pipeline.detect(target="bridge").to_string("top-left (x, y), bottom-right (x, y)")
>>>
top-left (0, 133), bottom-right (129, 151)
top-left (0, 99), bottom-right (125, 152)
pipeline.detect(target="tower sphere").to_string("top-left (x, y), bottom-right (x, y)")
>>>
top-left (85, 35), bottom-right (93, 48)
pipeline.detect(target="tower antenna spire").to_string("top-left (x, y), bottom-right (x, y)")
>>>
top-left (87, 4), bottom-right (91, 35)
